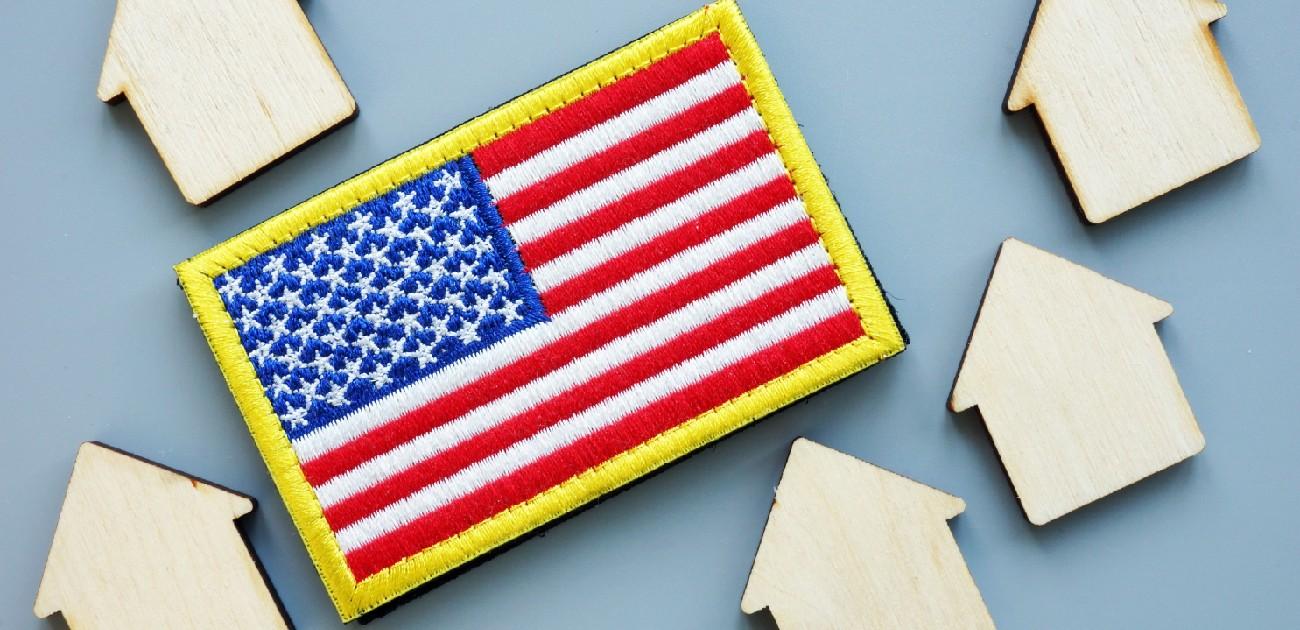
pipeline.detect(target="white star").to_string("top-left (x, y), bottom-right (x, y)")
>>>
top-left (235, 165), bottom-right (511, 431)
top-left (412, 349), bottom-right (438, 369)
top-left (263, 254), bottom-right (288, 279)
top-left (438, 228), bottom-right (463, 252)
top-left (307, 288), bottom-right (331, 311)
top-left (317, 323), bottom-right (348, 348)
top-left (281, 283), bottom-right (307, 310)
top-left (470, 293), bottom-right (495, 318)
top-left (297, 369), bottom-right (320, 387)
top-left (333, 300), bottom-right (360, 322)
top-left (367, 364), bottom-right (394, 389)
top-left (319, 263), bottom-right (347, 286)
top-left (270, 371), bottom-right (294, 396)
top-left (449, 265), bottom-right (476, 285)
top-left (502, 299), bottom-right (526, 326)
top-left (244, 278), bottom-right (274, 305)
top-left (323, 381), bottom-right (349, 407)
top-left (282, 406), bottom-right (309, 428)
top-left (395, 308), bottom-right (423, 331)
top-left (375, 214), bottom-right (405, 240)
top-left (480, 267), bottom-right (509, 289)
top-left (352, 298), bottom-right (384, 323)
top-left (466, 237), bottom-right (495, 256)
top-left (337, 238), bottom-right (364, 263)
top-left (392, 191), bottom-right (418, 214)
top-left (450, 202), bottom-right (477, 222)
top-left (355, 330), bottom-right (384, 355)
top-left (305, 232), bottom-right (332, 257)
top-left (247, 343), bottom-right (272, 363)
top-left (425, 313), bottom-right (451, 338)
top-left (347, 212), bottom-right (374, 234)
top-left (407, 222), bottom-right (434, 242)
top-left (451, 317), bottom-right (480, 344)
top-left (217, 278), bottom-right (241, 303)
top-left (267, 313), bottom-right (292, 339)
top-left (340, 354), bottom-right (365, 377)
top-left (395, 248), bottom-right (424, 274)
top-left (306, 352), bottom-right (334, 375)
top-left (434, 170), bottom-right (463, 197)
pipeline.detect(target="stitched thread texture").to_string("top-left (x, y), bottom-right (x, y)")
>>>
top-left (217, 160), bottom-right (547, 437)
top-left (175, 1), bottom-right (904, 620)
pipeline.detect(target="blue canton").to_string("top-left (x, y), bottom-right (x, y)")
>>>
top-left (215, 157), bottom-right (546, 438)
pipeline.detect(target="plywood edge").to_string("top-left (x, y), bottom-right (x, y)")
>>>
top-left (952, 237), bottom-right (1180, 412)
top-left (1197, 0), bottom-right (1229, 23)
top-left (96, 1), bottom-right (126, 102)
top-left (1004, 0), bottom-right (1045, 112)
top-left (739, 437), bottom-right (806, 617)
top-left (741, 438), bottom-right (969, 616)
top-left (949, 238), bottom-right (1016, 413)
top-left (33, 442), bottom-right (271, 621)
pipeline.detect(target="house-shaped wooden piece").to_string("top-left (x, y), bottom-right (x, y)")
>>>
top-left (99, 0), bottom-right (356, 204)
top-left (1008, 0), bottom-right (1259, 222)
top-left (950, 239), bottom-right (1205, 525)
top-left (742, 439), bottom-right (995, 629)
top-left (34, 443), bottom-right (289, 629)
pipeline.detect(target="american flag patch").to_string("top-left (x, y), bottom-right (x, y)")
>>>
top-left (178, 1), bottom-right (904, 620)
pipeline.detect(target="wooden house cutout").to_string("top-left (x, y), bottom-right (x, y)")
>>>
top-left (951, 239), bottom-right (1205, 525)
top-left (1008, 0), bottom-right (1260, 222)
top-left (99, 0), bottom-right (356, 204)
top-left (742, 439), bottom-right (995, 629)
top-left (35, 443), bottom-right (289, 629)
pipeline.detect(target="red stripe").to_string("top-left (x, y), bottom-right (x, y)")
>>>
top-left (493, 85), bottom-right (752, 223)
top-left (473, 34), bottom-right (730, 178)
top-left (322, 266), bottom-right (843, 530)
top-left (344, 310), bottom-right (866, 579)
top-left (519, 131), bottom-right (776, 268)
top-left (300, 220), bottom-right (822, 485)
top-left (540, 176), bottom-right (796, 314)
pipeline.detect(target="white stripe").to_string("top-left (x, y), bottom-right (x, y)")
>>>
top-left (291, 195), bottom-right (816, 463)
top-left (313, 244), bottom-right (838, 508)
top-left (484, 61), bottom-right (742, 199)
top-left (528, 155), bottom-right (789, 291)
top-left (336, 288), bottom-right (853, 552)
top-left (507, 108), bottom-right (768, 246)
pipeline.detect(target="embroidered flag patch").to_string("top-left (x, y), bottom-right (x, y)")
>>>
top-left (177, 1), bottom-right (904, 620)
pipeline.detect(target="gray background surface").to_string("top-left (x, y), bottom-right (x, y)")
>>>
top-left (2, 1), bottom-right (1297, 628)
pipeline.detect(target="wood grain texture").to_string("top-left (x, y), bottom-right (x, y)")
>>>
top-left (742, 439), bottom-right (995, 630)
top-left (98, 0), bottom-right (356, 204)
top-left (34, 443), bottom-right (289, 629)
top-left (1008, 0), bottom-right (1259, 222)
top-left (951, 238), bottom-right (1205, 525)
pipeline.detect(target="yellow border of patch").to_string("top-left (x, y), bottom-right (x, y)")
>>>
top-left (176, 1), bottom-right (904, 620)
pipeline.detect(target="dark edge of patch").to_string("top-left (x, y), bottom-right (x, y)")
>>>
top-left (357, 347), bottom-right (897, 622)
top-left (170, 6), bottom-right (907, 620)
